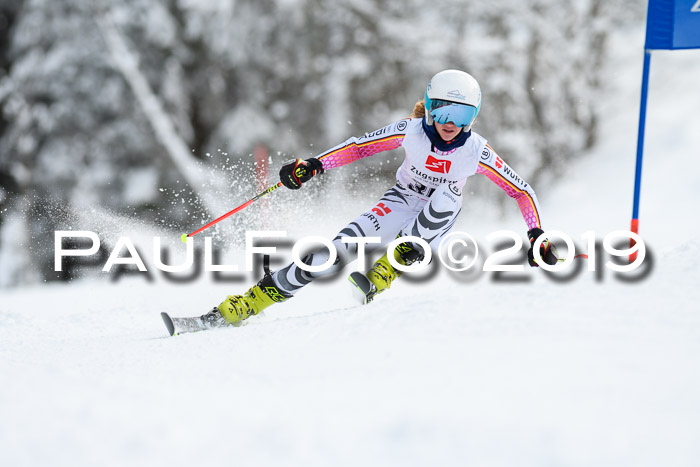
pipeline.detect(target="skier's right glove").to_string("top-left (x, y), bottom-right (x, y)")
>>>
top-left (527, 228), bottom-right (559, 267)
top-left (279, 157), bottom-right (324, 190)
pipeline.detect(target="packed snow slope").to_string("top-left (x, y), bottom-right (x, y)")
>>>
top-left (1, 36), bottom-right (700, 467)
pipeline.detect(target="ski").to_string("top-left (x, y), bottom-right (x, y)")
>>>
top-left (162, 269), bottom-right (375, 336)
top-left (348, 271), bottom-right (378, 304)
top-left (161, 311), bottom-right (230, 337)
top-left (161, 299), bottom-right (372, 337)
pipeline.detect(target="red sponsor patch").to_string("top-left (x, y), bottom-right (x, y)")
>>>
top-left (371, 202), bottom-right (392, 217)
top-left (495, 157), bottom-right (504, 169)
top-left (425, 155), bottom-right (452, 174)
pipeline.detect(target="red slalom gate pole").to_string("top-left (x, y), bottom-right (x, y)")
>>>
top-left (254, 144), bottom-right (270, 193)
top-left (180, 182), bottom-right (284, 242)
top-left (254, 144), bottom-right (271, 228)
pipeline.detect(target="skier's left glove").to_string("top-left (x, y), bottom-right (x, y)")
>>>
top-left (279, 157), bottom-right (324, 190)
top-left (527, 228), bottom-right (559, 267)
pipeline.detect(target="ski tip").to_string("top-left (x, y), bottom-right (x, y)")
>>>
top-left (348, 272), bottom-right (373, 305)
top-left (161, 312), bottom-right (176, 336)
top-left (180, 233), bottom-right (189, 244)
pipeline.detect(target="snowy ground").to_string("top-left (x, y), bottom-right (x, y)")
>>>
top-left (2, 32), bottom-right (700, 467)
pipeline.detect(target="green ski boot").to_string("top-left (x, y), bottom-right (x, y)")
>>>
top-left (348, 240), bottom-right (424, 304)
top-left (217, 274), bottom-right (291, 324)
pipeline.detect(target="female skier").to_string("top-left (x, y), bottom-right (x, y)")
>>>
top-left (202, 69), bottom-right (558, 327)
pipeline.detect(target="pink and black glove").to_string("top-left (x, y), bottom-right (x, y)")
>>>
top-left (279, 158), bottom-right (324, 190)
top-left (527, 228), bottom-right (559, 267)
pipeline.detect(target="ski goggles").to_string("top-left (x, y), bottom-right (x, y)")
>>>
top-left (429, 99), bottom-right (478, 128)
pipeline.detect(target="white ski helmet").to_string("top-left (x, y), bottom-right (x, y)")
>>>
top-left (424, 70), bottom-right (481, 131)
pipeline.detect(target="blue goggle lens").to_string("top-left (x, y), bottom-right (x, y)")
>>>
top-left (429, 99), bottom-right (478, 128)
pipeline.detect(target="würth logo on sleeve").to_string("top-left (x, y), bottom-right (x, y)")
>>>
top-left (425, 155), bottom-right (452, 173)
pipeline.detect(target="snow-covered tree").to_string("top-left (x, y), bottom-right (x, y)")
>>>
top-left (0, 0), bottom-right (644, 286)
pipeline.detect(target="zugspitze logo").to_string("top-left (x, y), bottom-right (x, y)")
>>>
top-left (446, 89), bottom-right (466, 100)
top-left (425, 155), bottom-right (452, 174)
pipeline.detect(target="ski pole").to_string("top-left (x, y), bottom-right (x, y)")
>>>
top-left (180, 182), bottom-right (284, 243)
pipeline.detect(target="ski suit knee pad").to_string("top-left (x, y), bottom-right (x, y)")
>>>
top-left (299, 240), bottom-right (347, 279)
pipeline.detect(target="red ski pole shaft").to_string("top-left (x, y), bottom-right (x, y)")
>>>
top-left (182, 182), bottom-right (284, 241)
